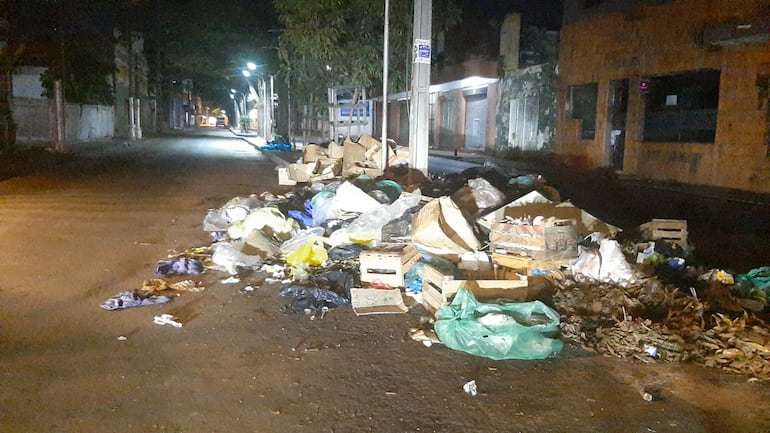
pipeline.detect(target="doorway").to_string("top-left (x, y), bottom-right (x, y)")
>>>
top-left (607, 79), bottom-right (628, 170)
top-left (464, 91), bottom-right (487, 151)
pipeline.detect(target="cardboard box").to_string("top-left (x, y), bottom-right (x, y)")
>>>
top-left (489, 219), bottom-right (578, 260)
top-left (303, 144), bottom-right (327, 163)
top-left (478, 190), bottom-right (621, 238)
top-left (287, 163), bottom-right (314, 183)
top-left (351, 287), bottom-right (408, 315)
top-left (359, 244), bottom-right (419, 287)
top-left (342, 136), bottom-right (382, 177)
top-left (277, 167), bottom-right (297, 186)
top-left (411, 196), bottom-right (481, 255)
top-left (313, 156), bottom-right (342, 177)
top-left (421, 264), bottom-right (546, 314)
top-left (328, 142), bottom-right (345, 159)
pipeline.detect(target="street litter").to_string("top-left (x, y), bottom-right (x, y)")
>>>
top-left (221, 276), bottom-right (241, 284)
top-left (105, 133), bottom-right (770, 382)
top-left (156, 257), bottom-right (204, 276)
top-left (142, 278), bottom-right (203, 294)
top-left (463, 380), bottom-right (478, 396)
top-left (351, 287), bottom-right (408, 315)
top-left (280, 285), bottom-right (350, 314)
top-left (153, 314), bottom-right (183, 328)
top-left (570, 234), bottom-right (638, 284)
top-left (435, 288), bottom-right (563, 360)
top-left (100, 290), bottom-right (172, 311)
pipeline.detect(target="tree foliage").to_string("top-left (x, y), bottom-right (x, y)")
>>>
top-left (149, 0), bottom-right (279, 109)
top-left (2, 0), bottom-right (128, 104)
top-left (275, 0), bottom-right (461, 105)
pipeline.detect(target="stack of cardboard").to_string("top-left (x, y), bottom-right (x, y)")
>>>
top-left (279, 135), bottom-right (387, 185)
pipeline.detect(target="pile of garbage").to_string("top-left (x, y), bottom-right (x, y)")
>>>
top-left (101, 134), bottom-right (770, 381)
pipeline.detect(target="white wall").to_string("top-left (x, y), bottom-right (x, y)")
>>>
top-left (12, 67), bottom-right (47, 99)
top-left (13, 97), bottom-right (114, 144)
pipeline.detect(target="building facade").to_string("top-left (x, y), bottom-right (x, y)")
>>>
top-left (496, 14), bottom-right (560, 153)
top-left (557, 0), bottom-right (770, 193)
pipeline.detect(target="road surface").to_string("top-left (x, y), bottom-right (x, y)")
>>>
top-left (0, 129), bottom-right (768, 433)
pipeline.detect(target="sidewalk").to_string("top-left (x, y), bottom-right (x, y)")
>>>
top-left (229, 128), bottom-right (299, 168)
top-left (228, 128), bottom-right (770, 207)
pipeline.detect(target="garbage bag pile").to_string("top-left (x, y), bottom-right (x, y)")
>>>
top-left (111, 134), bottom-right (770, 377)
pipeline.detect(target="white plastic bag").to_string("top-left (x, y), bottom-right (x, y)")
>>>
top-left (468, 177), bottom-right (504, 209)
top-left (570, 236), bottom-right (636, 284)
top-left (211, 241), bottom-right (263, 275)
top-left (328, 190), bottom-right (422, 246)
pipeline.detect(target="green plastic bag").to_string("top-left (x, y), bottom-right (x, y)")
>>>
top-left (434, 288), bottom-right (563, 360)
top-left (736, 266), bottom-right (770, 300)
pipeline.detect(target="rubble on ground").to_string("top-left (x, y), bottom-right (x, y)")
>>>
top-left (105, 134), bottom-right (770, 377)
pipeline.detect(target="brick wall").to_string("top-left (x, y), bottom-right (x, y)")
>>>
top-left (557, 0), bottom-right (770, 193)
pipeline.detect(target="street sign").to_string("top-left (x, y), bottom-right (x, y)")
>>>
top-left (414, 39), bottom-right (431, 64)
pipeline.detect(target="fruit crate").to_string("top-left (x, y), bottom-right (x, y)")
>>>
top-left (359, 243), bottom-right (419, 288)
top-left (639, 219), bottom-right (688, 247)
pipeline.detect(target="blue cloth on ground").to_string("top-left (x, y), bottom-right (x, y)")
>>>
top-left (156, 257), bottom-right (204, 276)
top-left (100, 291), bottom-right (172, 311)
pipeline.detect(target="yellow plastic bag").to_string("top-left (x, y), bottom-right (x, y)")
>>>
top-left (286, 239), bottom-right (328, 268)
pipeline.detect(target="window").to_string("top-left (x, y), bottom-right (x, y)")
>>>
top-left (509, 96), bottom-right (540, 150)
top-left (568, 83), bottom-right (598, 140)
top-left (439, 96), bottom-right (455, 147)
top-left (441, 97), bottom-right (455, 130)
top-left (643, 69), bottom-right (720, 143)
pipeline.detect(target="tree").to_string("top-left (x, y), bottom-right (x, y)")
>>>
top-left (3, 0), bottom-right (138, 105)
top-left (274, 0), bottom-right (461, 108)
top-left (147, 0), bottom-right (280, 111)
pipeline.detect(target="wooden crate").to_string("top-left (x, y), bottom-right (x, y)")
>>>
top-left (422, 264), bottom-right (543, 315)
top-left (359, 244), bottom-right (419, 288)
top-left (639, 219), bottom-right (688, 247)
top-left (491, 253), bottom-right (569, 275)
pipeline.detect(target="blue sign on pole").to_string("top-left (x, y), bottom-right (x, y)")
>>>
top-left (414, 39), bottom-right (431, 64)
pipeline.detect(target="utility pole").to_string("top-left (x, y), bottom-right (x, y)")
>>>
top-left (380, 0), bottom-right (390, 169)
top-left (0, 18), bottom-right (12, 153)
top-left (408, 0), bottom-right (431, 175)
top-left (53, 80), bottom-right (66, 152)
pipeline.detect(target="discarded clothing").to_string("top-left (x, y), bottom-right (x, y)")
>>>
top-left (261, 142), bottom-right (293, 151)
top-left (156, 257), bottom-right (204, 276)
top-left (100, 290), bottom-right (172, 311)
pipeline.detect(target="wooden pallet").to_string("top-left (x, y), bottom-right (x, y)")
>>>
top-left (639, 219), bottom-right (688, 247)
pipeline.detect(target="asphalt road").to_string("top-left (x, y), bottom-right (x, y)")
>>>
top-left (1, 129), bottom-right (769, 432)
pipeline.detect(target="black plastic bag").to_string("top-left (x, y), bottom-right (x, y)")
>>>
top-left (280, 285), bottom-right (350, 314)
